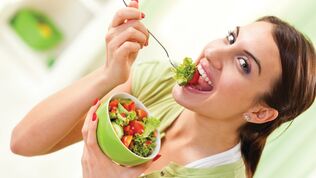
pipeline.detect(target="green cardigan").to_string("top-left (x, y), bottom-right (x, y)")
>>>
top-left (131, 59), bottom-right (246, 178)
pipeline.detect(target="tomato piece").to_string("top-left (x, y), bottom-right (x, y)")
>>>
top-left (129, 102), bottom-right (136, 111)
top-left (123, 103), bottom-right (129, 111)
top-left (136, 109), bottom-right (147, 119)
top-left (123, 101), bottom-right (136, 111)
top-left (109, 99), bottom-right (119, 109)
top-left (123, 125), bottom-right (134, 135)
top-left (121, 135), bottom-right (133, 148)
top-left (129, 120), bottom-right (144, 135)
top-left (110, 107), bottom-right (117, 113)
top-left (188, 70), bottom-right (199, 85)
top-left (129, 140), bottom-right (134, 148)
top-left (145, 140), bottom-right (152, 145)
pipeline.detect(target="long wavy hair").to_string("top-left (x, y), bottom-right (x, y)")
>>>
top-left (238, 16), bottom-right (316, 177)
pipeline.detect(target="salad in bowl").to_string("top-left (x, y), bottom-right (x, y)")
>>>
top-left (96, 92), bottom-right (161, 166)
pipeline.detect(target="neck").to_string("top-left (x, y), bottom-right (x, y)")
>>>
top-left (166, 109), bottom-right (241, 154)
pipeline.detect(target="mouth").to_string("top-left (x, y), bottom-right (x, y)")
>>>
top-left (185, 62), bottom-right (214, 92)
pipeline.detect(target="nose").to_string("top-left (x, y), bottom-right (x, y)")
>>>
top-left (204, 45), bottom-right (231, 71)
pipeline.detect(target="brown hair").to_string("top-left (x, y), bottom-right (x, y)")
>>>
top-left (239, 16), bottom-right (316, 177)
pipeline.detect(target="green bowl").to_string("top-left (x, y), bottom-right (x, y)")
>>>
top-left (96, 92), bottom-right (161, 166)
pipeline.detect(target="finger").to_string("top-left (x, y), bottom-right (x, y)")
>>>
top-left (108, 27), bottom-right (147, 53)
top-left (81, 146), bottom-right (89, 178)
top-left (82, 114), bottom-right (91, 142)
top-left (82, 100), bottom-right (100, 143)
top-left (111, 7), bottom-right (143, 27)
top-left (107, 20), bottom-right (149, 44)
top-left (115, 41), bottom-right (142, 60)
top-left (86, 112), bottom-right (100, 152)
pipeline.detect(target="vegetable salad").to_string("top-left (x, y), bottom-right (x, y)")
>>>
top-left (108, 98), bottom-right (160, 157)
top-left (172, 57), bottom-right (198, 86)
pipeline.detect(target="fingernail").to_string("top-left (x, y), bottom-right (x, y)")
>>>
top-left (133, 0), bottom-right (139, 3)
top-left (153, 154), bottom-right (161, 162)
top-left (141, 12), bottom-right (145, 19)
top-left (92, 113), bottom-right (97, 121)
top-left (93, 98), bottom-right (99, 105)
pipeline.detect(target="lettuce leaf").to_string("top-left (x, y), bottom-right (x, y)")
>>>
top-left (172, 57), bottom-right (196, 86)
top-left (142, 117), bottom-right (160, 137)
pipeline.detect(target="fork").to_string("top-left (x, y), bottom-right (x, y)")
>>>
top-left (122, 0), bottom-right (177, 69)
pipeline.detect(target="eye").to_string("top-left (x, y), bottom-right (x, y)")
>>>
top-left (237, 57), bottom-right (251, 74)
top-left (226, 30), bottom-right (236, 45)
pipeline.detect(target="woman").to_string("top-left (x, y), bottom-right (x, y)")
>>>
top-left (10, 1), bottom-right (316, 178)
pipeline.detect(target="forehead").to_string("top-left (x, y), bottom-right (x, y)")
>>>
top-left (239, 21), bottom-right (281, 78)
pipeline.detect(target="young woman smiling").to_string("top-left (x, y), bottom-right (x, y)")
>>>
top-left (11, 1), bottom-right (316, 178)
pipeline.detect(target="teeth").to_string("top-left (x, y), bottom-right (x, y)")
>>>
top-left (197, 64), bottom-right (212, 86)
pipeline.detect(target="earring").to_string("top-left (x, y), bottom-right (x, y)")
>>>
top-left (243, 113), bottom-right (251, 122)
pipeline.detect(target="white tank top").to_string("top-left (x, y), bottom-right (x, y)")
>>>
top-left (185, 143), bottom-right (241, 168)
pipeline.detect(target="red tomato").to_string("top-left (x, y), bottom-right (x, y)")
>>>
top-left (109, 99), bottom-right (119, 109)
top-left (145, 140), bottom-right (152, 145)
top-left (129, 102), bottom-right (136, 111)
top-left (123, 125), bottom-right (134, 135)
top-left (121, 135), bottom-right (133, 148)
top-left (110, 107), bottom-right (117, 113)
top-left (123, 101), bottom-right (136, 111)
top-left (136, 109), bottom-right (147, 119)
top-left (188, 70), bottom-right (199, 85)
top-left (129, 120), bottom-right (144, 135)
top-left (129, 140), bottom-right (134, 148)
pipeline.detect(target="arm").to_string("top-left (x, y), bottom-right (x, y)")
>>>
top-left (10, 1), bottom-right (148, 156)
top-left (10, 67), bottom-right (128, 156)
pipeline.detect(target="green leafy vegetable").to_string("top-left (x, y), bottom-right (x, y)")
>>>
top-left (127, 111), bottom-right (137, 121)
top-left (115, 112), bottom-right (128, 126)
top-left (172, 57), bottom-right (197, 86)
top-left (131, 133), bottom-right (156, 157)
top-left (142, 117), bottom-right (160, 137)
top-left (109, 112), bottom-right (117, 119)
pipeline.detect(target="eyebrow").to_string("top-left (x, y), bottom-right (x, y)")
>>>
top-left (244, 50), bottom-right (262, 75)
top-left (236, 26), bottom-right (262, 75)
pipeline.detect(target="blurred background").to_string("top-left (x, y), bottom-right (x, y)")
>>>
top-left (0, 0), bottom-right (315, 177)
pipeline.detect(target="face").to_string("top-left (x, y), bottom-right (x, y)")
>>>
top-left (172, 21), bottom-right (282, 120)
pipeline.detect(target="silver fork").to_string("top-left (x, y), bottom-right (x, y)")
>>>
top-left (122, 0), bottom-right (177, 69)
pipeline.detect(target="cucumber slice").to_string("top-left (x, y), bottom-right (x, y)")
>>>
top-left (112, 122), bottom-right (124, 139)
top-left (118, 103), bottom-right (129, 114)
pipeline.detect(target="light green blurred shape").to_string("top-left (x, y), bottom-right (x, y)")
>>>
top-left (278, 0), bottom-right (316, 42)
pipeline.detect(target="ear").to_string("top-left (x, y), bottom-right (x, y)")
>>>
top-left (247, 104), bottom-right (279, 124)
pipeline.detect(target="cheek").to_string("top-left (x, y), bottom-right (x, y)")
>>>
top-left (206, 77), bottom-right (255, 117)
